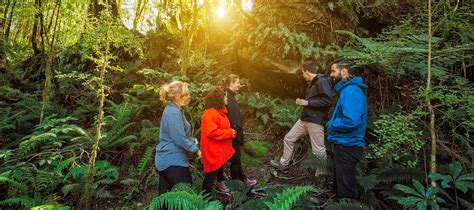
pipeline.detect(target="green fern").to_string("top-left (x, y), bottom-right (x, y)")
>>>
top-left (0, 195), bottom-right (42, 208)
top-left (54, 157), bottom-right (78, 174)
top-left (375, 164), bottom-right (424, 185)
top-left (0, 176), bottom-right (27, 191)
top-left (148, 190), bottom-right (222, 210)
top-left (264, 185), bottom-right (313, 210)
top-left (137, 146), bottom-right (155, 176)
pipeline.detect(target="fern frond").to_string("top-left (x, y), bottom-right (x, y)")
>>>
top-left (137, 146), bottom-right (155, 176)
top-left (148, 191), bottom-right (222, 210)
top-left (264, 185), bottom-right (313, 210)
top-left (54, 157), bottom-right (78, 174)
top-left (0, 176), bottom-right (26, 191)
top-left (105, 134), bottom-right (137, 148)
top-left (64, 165), bottom-right (87, 180)
top-left (0, 195), bottom-right (41, 208)
top-left (375, 165), bottom-right (424, 185)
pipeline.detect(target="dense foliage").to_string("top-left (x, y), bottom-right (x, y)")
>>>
top-left (1, 0), bottom-right (473, 209)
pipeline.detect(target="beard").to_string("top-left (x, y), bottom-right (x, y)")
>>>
top-left (331, 73), bottom-right (343, 83)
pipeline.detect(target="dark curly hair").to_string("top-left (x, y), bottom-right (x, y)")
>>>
top-left (204, 86), bottom-right (226, 109)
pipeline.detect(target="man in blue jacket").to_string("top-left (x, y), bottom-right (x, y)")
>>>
top-left (328, 59), bottom-right (368, 200)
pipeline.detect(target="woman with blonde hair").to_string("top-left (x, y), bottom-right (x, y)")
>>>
top-left (155, 81), bottom-right (200, 195)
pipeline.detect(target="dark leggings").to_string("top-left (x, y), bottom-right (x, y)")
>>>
top-left (158, 166), bottom-right (192, 195)
top-left (202, 148), bottom-right (244, 193)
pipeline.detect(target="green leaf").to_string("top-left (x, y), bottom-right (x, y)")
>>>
top-left (394, 184), bottom-right (422, 197)
top-left (458, 173), bottom-right (474, 181)
top-left (416, 201), bottom-right (427, 210)
top-left (424, 187), bottom-right (437, 198)
top-left (398, 196), bottom-right (421, 206)
top-left (454, 181), bottom-right (469, 193)
top-left (449, 161), bottom-right (462, 179)
top-left (328, 2), bottom-right (334, 11)
top-left (428, 173), bottom-right (448, 181)
top-left (427, 200), bottom-right (440, 210)
top-left (412, 180), bottom-right (426, 196)
top-left (434, 197), bottom-right (445, 203)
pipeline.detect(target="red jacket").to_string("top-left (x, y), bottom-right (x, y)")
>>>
top-left (200, 108), bottom-right (235, 173)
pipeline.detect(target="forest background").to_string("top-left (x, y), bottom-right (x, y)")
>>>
top-left (0, 0), bottom-right (473, 209)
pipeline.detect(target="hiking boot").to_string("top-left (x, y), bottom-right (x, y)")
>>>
top-left (242, 177), bottom-right (257, 186)
top-left (270, 160), bottom-right (289, 171)
top-left (214, 181), bottom-right (231, 193)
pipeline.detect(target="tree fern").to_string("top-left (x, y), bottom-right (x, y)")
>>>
top-left (137, 146), bottom-right (155, 176)
top-left (264, 185), bottom-right (313, 210)
top-left (148, 190), bottom-right (222, 210)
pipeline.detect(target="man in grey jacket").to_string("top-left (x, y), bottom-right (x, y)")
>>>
top-left (270, 61), bottom-right (333, 174)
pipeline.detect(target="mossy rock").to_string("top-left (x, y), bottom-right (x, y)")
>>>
top-left (243, 140), bottom-right (270, 158)
top-left (241, 140), bottom-right (270, 167)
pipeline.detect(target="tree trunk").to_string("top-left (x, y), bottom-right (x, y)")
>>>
top-left (427, 0), bottom-right (438, 187)
top-left (4, 0), bottom-right (15, 41)
top-left (40, 0), bottom-right (61, 123)
top-left (132, 0), bottom-right (148, 32)
top-left (180, 0), bottom-right (199, 74)
top-left (32, 0), bottom-right (41, 54)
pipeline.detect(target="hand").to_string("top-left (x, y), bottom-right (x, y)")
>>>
top-left (295, 98), bottom-right (301, 104)
top-left (196, 150), bottom-right (202, 159)
top-left (232, 129), bottom-right (237, 138)
top-left (193, 138), bottom-right (199, 145)
top-left (296, 98), bottom-right (308, 106)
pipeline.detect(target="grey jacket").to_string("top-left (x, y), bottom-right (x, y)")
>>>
top-left (155, 103), bottom-right (198, 171)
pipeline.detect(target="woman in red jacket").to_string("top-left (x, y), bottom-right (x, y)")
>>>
top-left (201, 86), bottom-right (237, 194)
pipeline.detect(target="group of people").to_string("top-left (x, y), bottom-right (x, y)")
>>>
top-left (270, 59), bottom-right (368, 200)
top-left (154, 58), bottom-right (368, 201)
top-left (155, 74), bottom-right (256, 197)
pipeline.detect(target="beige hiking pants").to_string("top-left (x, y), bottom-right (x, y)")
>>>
top-left (279, 119), bottom-right (326, 166)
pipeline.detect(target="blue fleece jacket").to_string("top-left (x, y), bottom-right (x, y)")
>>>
top-left (155, 103), bottom-right (198, 171)
top-left (327, 76), bottom-right (368, 147)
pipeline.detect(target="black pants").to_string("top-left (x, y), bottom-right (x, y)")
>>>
top-left (333, 144), bottom-right (364, 200)
top-left (158, 166), bottom-right (192, 195)
top-left (202, 146), bottom-right (245, 193)
top-left (231, 140), bottom-right (246, 180)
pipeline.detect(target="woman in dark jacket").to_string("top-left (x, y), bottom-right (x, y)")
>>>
top-left (223, 74), bottom-right (256, 185)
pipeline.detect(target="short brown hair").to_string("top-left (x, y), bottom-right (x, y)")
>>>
top-left (302, 61), bottom-right (319, 73)
top-left (223, 74), bottom-right (239, 88)
top-left (204, 86), bottom-right (226, 109)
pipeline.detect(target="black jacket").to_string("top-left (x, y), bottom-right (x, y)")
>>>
top-left (226, 88), bottom-right (244, 146)
top-left (300, 75), bottom-right (334, 126)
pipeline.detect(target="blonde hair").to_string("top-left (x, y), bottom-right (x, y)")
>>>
top-left (159, 81), bottom-right (189, 103)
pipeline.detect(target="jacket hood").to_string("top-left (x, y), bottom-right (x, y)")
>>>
top-left (334, 76), bottom-right (368, 93)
